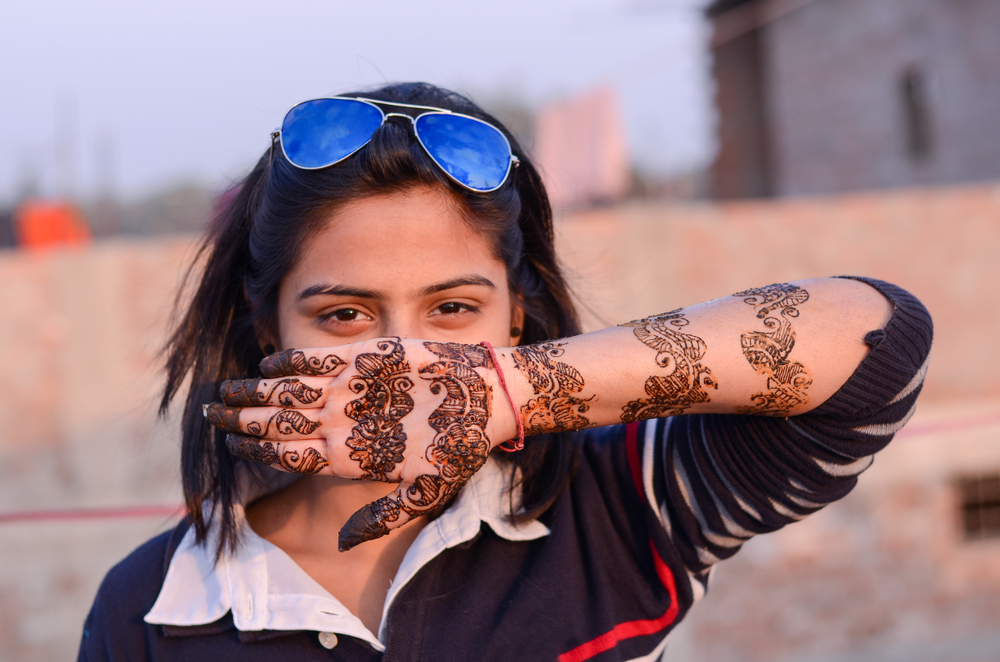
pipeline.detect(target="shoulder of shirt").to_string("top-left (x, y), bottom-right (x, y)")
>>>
top-left (89, 520), bottom-right (191, 627)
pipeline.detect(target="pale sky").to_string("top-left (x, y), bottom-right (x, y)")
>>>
top-left (0, 0), bottom-right (715, 204)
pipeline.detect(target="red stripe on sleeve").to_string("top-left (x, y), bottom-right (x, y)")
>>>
top-left (557, 541), bottom-right (680, 662)
top-left (557, 421), bottom-right (679, 662)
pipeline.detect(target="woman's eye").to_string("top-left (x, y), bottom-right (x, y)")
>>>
top-left (432, 302), bottom-right (478, 316)
top-left (323, 308), bottom-right (371, 323)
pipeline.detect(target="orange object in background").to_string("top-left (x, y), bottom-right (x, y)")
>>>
top-left (14, 200), bottom-right (92, 249)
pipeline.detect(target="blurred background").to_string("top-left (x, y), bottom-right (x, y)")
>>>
top-left (1, 0), bottom-right (999, 660)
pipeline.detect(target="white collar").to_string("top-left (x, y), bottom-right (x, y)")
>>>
top-left (144, 458), bottom-right (549, 651)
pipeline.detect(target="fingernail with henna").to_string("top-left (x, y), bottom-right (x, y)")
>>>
top-left (225, 433), bottom-right (254, 460)
top-left (204, 403), bottom-right (244, 432)
top-left (338, 504), bottom-right (391, 552)
top-left (219, 378), bottom-right (261, 406)
top-left (259, 349), bottom-right (297, 378)
top-left (226, 433), bottom-right (278, 465)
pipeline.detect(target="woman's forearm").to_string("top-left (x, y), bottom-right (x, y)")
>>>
top-left (499, 277), bottom-right (893, 435)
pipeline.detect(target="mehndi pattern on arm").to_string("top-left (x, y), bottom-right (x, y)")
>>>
top-left (733, 283), bottom-right (813, 415)
top-left (619, 309), bottom-right (718, 422)
top-left (511, 342), bottom-right (593, 434)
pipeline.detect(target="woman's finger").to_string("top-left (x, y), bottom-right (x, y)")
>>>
top-left (219, 376), bottom-right (330, 407)
top-left (259, 348), bottom-right (348, 378)
top-left (338, 469), bottom-right (468, 551)
top-left (225, 434), bottom-right (334, 475)
top-left (338, 486), bottom-right (419, 552)
top-left (225, 434), bottom-right (400, 479)
top-left (204, 403), bottom-right (322, 440)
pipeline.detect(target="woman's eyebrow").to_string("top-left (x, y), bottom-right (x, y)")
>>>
top-left (419, 275), bottom-right (495, 297)
top-left (298, 284), bottom-right (383, 301)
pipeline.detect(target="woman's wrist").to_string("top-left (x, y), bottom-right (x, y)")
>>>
top-left (479, 345), bottom-right (526, 449)
top-left (502, 339), bottom-right (599, 437)
top-left (469, 342), bottom-right (521, 451)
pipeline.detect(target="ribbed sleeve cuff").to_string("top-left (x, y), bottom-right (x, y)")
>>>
top-left (823, 277), bottom-right (933, 414)
top-left (797, 277), bottom-right (934, 457)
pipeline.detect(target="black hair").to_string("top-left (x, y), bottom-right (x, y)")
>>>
top-left (160, 82), bottom-right (582, 554)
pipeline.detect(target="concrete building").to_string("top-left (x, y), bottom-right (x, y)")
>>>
top-left (708, 0), bottom-right (1000, 198)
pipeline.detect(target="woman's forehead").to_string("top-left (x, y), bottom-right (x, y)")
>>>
top-left (318, 187), bottom-right (484, 247)
top-left (285, 188), bottom-right (507, 300)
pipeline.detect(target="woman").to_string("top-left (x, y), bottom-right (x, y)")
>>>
top-left (79, 82), bottom-right (932, 661)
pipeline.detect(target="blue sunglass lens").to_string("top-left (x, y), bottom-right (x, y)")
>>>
top-left (415, 114), bottom-right (512, 191)
top-left (281, 99), bottom-right (384, 169)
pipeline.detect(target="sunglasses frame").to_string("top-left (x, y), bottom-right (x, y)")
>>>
top-left (272, 96), bottom-right (520, 193)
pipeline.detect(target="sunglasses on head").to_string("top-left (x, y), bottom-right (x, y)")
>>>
top-left (273, 97), bottom-right (520, 192)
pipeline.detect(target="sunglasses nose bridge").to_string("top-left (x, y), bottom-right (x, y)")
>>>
top-left (383, 112), bottom-right (416, 125)
top-left (381, 112), bottom-right (419, 141)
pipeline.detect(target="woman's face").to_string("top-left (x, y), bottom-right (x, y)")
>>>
top-left (276, 186), bottom-right (523, 350)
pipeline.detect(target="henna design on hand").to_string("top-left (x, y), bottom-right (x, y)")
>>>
top-left (275, 446), bottom-right (328, 473)
top-left (205, 402), bottom-right (320, 437)
top-left (343, 338), bottom-right (415, 481)
top-left (416, 342), bottom-right (492, 495)
top-left (512, 342), bottom-right (593, 435)
top-left (733, 283), bottom-right (813, 415)
top-left (220, 378), bottom-right (323, 407)
top-left (338, 342), bottom-right (493, 551)
top-left (246, 409), bottom-right (322, 436)
top-left (620, 310), bottom-right (718, 421)
top-left (226, 433), bottom-right (329, 474)
top-left (259, 349), bottom-right (346, 378)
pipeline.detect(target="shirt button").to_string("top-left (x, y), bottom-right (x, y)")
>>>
top-left (318, 632), bottom-right (339, 649)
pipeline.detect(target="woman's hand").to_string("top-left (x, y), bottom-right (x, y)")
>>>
top-left (203, 338), bottom-right (518, 551)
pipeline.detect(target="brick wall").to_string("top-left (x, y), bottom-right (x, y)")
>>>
top-left (0, 237), bottom-right (193, 662)
top-left (559, 183), bottom-right (1000, 402)
top-left (1, 182), bottom-right (998, 660)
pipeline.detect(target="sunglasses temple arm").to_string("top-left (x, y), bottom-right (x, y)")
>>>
top-left (269, 131), bottom-right (280, 164)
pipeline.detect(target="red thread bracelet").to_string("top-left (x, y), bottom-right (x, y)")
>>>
top-left (479, 341), bottom-right (524, 452)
